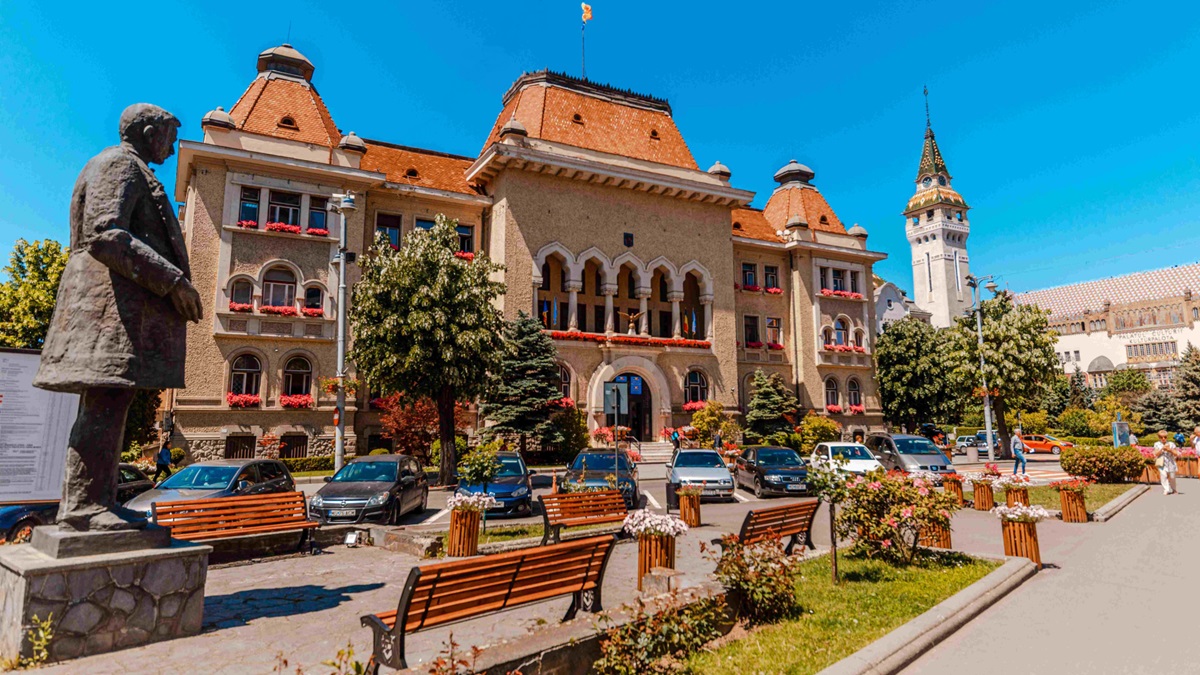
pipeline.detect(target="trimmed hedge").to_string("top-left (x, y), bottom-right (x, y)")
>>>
top-left (282, 456), bottom-right (334, 472)
top-left (1059, 445), bottom-right (1142, 483)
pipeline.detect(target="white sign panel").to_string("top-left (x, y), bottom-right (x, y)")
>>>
top-left (0, 350), bottom-right (78, 503)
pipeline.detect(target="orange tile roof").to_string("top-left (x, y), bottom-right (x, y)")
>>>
top-left (731, 208), bottom-right (782, 243)
top-left (762, 185), bottom-right (846, 234)
top-left (482, 72), bottom-right (698, 170)
top-left (228, 77), bottom-right (342, 147)
top-left (360, 141), bottom-right (479, 196)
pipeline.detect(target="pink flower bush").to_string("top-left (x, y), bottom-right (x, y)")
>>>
top-left (306, 227), bottom-right (329, 236)
top-left (301, 307), bottom-right (324, 318)
top-left (765, 287), bottom-right (783, 295)
top-left (837, 468), bottom-right (961, 564)
top-left (682, 400), bottom-right (707, 412)
top-left (265, 222), bottom-right (301, 234)
top-left (550, 396), bottom-right (576, 408)
top-left (259, 305), bottom-right (297, 316)
top-left (280, 394), bottom-right (313, 409)
top-left (236, 220), bottom-right (259, 229)
top-left (226, 393), bottom-right (261, 408)
top-left (228, 301), bottom-right (253, 313)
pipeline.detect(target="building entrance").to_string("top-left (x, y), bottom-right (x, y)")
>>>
top-left (605, 373), bottom-right (652, 441)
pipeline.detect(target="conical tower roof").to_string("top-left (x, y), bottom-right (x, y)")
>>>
top-left (915, 127), bottom-right (950, 181)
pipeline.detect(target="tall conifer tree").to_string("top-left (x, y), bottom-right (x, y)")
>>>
top-left (482, 312), bottom-right (564, 453)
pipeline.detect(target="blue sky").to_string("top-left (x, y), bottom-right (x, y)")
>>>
top-left (2, 1), bottom-right (1198, 293)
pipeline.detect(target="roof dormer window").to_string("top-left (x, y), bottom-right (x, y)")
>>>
top-left (278, 115), bottom-right (298, 129)
top-left (733, 221), bottom-right (743, 230)
top-left (571, 113), bottom-right (584, 124)
top-left (649, 129), bottom-right (660, 140)
top-left (819, 215), bottom-right (829, 225)
top-left (404, 168), bottom-right (419, 179)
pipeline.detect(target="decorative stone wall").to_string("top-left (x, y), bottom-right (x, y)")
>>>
top-left (186, 438), bottom-right (224, 462)
top-left (0, 543), bottom-right (210, 662)
top-left (310, 437), bottom-right (334, 456)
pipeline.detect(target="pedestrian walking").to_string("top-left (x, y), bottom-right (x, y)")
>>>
top-left (1011, 428), bottom-right (1027, 474)
top-left (712, 429), bottom-right (723, 451)
top-left (152, 441), bottom-right (174, 483)
top-left (1154, 430), bottom-right (1180, 495)
top-left (670, 428), bottom-right (680, 450)
top-left (1191, 427), bottom-right (1200, 452)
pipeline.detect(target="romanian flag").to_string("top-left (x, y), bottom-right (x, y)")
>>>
top-left (581, 3), bottom-right (593, 22)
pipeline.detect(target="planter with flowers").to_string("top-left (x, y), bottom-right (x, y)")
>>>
top-left (765, 287), bottom-right (783, 295)
top-left (825, 404), bottom-right (843, 415)
top-left (741, 284), bottom-right (762, 293)
top-left (819, 289), bottom-right (865, 300)
top-left (591, 426), bottom-right (615, 446)
top-left (445, 493), bottom-right (497, 557)
top-left (319, 377), bottom-right (359, 397)
top-left (1179, 449), bottom-right (1198, 478)
top-left (851, 345), bottom-right (867, 353)
top-left (941, 473), bottom-right (964, 506)
top-left (259, 305), bottom-right (298, 317)
top-left (682, 400), bottom-right (707, 413)
top-left (1051, 477), bottom-right (1091, 523)
top-left (744, 341), bottom-right (764, 349)
top-left (226, 392), bottom-right (261, 408)
top-left (302, 307), bottom-right (324, 318)
top-left (994, 473), bottom-right (1033, 506)
top-left (305, 227), bottom-right (329, 237)
top-left (228, 301), bottom-right (253, 313)
top-left (967, 471), bottom-right (997, 510)
top-left (766, 342), bottom-right (784, 350)
top-left (847, 404), bottom-right (865, 415)
top-left (624, 510), bottom-right (688, 590)
top-left (265, 222), bottom-right (301, 234)
top-left (676, 484), bottom-right (703, 527)
top-left (994, 504), bottom-right (1050, 569)
top-left (236, 220), bottom-right (259, 229)
top-left (1136, 447), bottom-right (1160, 484)
top-left (280, 394), bottom-right (313, 409)
top-left (825, 344), bottom-right (856, 353)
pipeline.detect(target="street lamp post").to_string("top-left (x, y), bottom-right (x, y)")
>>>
top-left (966, 274), bottom-right (999, 463)
top-left (329, 192), bottom-right (357, 472)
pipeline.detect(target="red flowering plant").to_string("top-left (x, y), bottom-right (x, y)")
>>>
top-left (744, 341), bottom-right (764, 349)
top-left (825, 404), bottom-right (843, 414)
top-left (280, 394), bottom-right (313, 409)
top-left (591, 426), bottom-right (614, 445)
top-left (837, 469), bottom-right (960, 565)
top-left (852, 345), bottom-right (867, 353)
top-left (1050, 477), bottom-right (1092, 494)
top-left (766, 342), bottom-right (784, 350)
top-left (765, 287), bottom-right (783, 295)
top-left (259, 305), bottom-right (297, 316)
top-left (305, 228), bottom-right (329, 236)
top-left (265, 222), bottom-right (301, 234)
top-left (682, 400), bottom-right (707, 413)
top-left (301, 307), bottom-right (324, 318)
top-left (742, 284), bottom-right (762, 292)
top-left (319, 377), bottom-right (359, 397)
top-left (848, 404), bottom-right (865, 415)
top-left (226, 392), bottom-right (261, 408)
top-left (1138, 446), bottom-right (1157, 466)
top-left (236, 220), bottom-right (258, 229)
top-left (228, 301), bottom-right (253, 313)
top-left (453, 251), bottom-right (475, 261)
top-left (1181, 448), bottom-right (1199, 458)
top-left (820, 289), bottom-right (864, 300)
top-left (983, 463), bottom-right (1001, 477)
top-left (543, 330), bottom-right (711, 350)
top-left (826, 344), bottom-right (855, 353)
top-left (549, 396), bottom-right (576, 408)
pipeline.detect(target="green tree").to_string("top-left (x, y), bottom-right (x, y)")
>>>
top-left (1174, 344), bottom-right (1200, 430)
top-left (1132, 389), bottom-right (1181, 436)
top-left (744, 369), bottom-right (798, 442)
top-left (0, 239), bottom-right (69, 349)
top-left (1102, 369), bottom-right (1151, 405)
top-left (1068, 365), bottom-right (1095, 410)
top-left (1039, 374), bottom-right (1070, 420)
top-left (482, 312), bottom-right (563, 453)
top-left (351, 216), bottom-right (506, 484)
top-left (1057, 407), bottom-right (1092, 436)
top-left (690, 400), bottom-right (739, 447)
top-left (795, 413), bottom-right (842, 455)
top-left (123, 389), bottom-right (162, 454)
top-left (874, 317), bottom-right (962, 430)
top-left (945, 292), bottom-right (1059, 452)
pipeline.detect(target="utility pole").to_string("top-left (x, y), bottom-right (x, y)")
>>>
top-left (967, 274), bottom-right (999, 463)
top-left (329, 192), bottom-right (357, 471)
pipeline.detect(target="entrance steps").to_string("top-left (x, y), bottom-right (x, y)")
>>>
top-left (636, 441), bottom-right (676, 464)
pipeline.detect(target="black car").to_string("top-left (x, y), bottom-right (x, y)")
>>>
top-left (117, 463), bottom-right (156, 504)
top-left (560, 451), bottom-right (640, 508)
top-left (309, 454), bottom-right (428, 525)
top-left (733, 446), bottom-right (809, 498)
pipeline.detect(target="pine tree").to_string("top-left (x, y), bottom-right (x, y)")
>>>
top-left (745, 369), bottom-right (798, 442)
top-left (1174, 344), bottom-right (1200, 430)
top-left (482, 312), bottom-right (564, 453)
top-left (1068, 365), bottom-right (1096, 410)
top-left (1134, 388), bottom-right (1183, 435)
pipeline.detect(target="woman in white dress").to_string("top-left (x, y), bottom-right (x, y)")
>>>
top-left (1154, 430), bottom-right (1180, 496)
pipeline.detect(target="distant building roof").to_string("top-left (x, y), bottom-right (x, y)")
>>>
top-left (360, 140), bottom-right (480, 195)
top-left (1014, 262), bottom-right (1200, 317)
top-left (228, 76), bottom-right (342, 147)
top-left (731, 207), bottom-right (780, 243)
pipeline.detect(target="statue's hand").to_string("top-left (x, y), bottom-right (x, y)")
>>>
top-left (169, 279), bottom-right (203, 323)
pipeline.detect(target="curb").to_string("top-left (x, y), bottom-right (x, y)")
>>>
top-left (1092, 484), bottom-right (1149, 522)
top-left (816, 555), bottom-right (1037, 675)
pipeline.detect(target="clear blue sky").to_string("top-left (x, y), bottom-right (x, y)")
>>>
top-left (2, 1), bottom-right (1198, 293)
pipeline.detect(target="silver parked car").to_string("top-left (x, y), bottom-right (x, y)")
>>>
top-left (665, 449), bottom-right (735, 509)
top-left (866, 434), bottom-right (957, 482)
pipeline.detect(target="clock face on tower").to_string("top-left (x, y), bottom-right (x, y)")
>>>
top-left (921, 177), bottom-right (932, 188)
top-left (938, 176), bottom-right (947, 186)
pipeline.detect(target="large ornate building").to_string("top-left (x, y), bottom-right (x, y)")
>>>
top-left (168, 44), bottom-right (887, 461)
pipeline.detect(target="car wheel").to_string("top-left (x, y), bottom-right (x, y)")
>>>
top-left (413, 488), bottom-right (428, 514)
top-left (754, 478), bottom-right (765, 499)
top-left (8, 519), bottom-right (37, 544)
top-left (1052, 446), bottom-right (1061, 455)
top-left (387, 500), bottom-right (401, 526)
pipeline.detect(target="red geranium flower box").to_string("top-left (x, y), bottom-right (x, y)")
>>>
top-left (280, 394), bottom-right (313, 409)
top-left (767, 342), bottom-right (784, 350)
top-left (765, 287), bottom-right (783, 295)
top-left (260, 305), bottom-right (297, 316)
top-left (544, 330), bottom-right (711, 350)
top-left (306, 228), bottom-right (329, 236)
top-left (820, 288), bottom-right (865, 300)
top-left (745, 341), bottom-right (764, 349)
top-left (226, 393), bottom-right (261, 408)
top-left (682, 400), bottom-right (707, 412)
top-left (265, 222), bottom-right (301, 234)
top-left (302, 307), bottom-right (324, 318)
top-left (229, 302), bottom-right (253, 313)
top-left (742, 284), bottom-right (762, 292)
top-left (825, 404), bottom-right (843, 414)
top-left (852, 345), bottom-right (867, 353)
top-left (848, 404), bottom-right (865, 415)
top-left (236, 220), bottom-right (259, 229)
top-left (454, 251), bottom-right (475, 261)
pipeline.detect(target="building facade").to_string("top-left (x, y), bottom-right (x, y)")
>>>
top-left (873, 276), bottom-right (931, 334)
top-left (168, 45), bottom-right (887, 461)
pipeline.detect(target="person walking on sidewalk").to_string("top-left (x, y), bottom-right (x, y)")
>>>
top-left (1154, 430), bottom-right (1180, 495)
top-left (152, 441), bottom-right (174, 483)
top-left (1011, 428), bottom-right (1028, 474)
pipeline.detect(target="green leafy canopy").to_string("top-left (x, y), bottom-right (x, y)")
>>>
top-left (0, 239), bottom-right (69, 349)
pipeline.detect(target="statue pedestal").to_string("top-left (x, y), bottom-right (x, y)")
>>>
top-left (0, 534), bottom-right (211, 663)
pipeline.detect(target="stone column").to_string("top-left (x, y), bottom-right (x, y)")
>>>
top-left (669, 291), bottom-right (684, 339)
top-left (603, 283), bottom-right (618, 334)
top-left (637, 289), bottom-right (651, 336)
top-left (532, 280), bottom-right (540, 321)
top-left (700, 294), bottom-right (714, 341)
top-left (567, 281), bottom-right (581, 332)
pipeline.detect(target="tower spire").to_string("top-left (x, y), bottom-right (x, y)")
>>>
top-left (924, 85), bottom-right (930, 130)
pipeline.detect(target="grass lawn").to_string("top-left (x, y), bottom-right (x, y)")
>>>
top-left (964, 483), bottom-right (1132, 512)
top-left (292, 469), bottom-right (333, 478)
top-left (432, 521), bottom-right (616, 548)
top-left (687, 552), bottom-right (999, 674)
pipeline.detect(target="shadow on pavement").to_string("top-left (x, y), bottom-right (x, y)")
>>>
top-left (203, 583), bottom-right (385, 629)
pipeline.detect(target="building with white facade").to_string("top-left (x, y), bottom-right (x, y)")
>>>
top-left (874, 275), bottom-right (931, 334)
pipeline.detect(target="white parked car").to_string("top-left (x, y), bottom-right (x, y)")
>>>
top-left (810, 442), bottom-right (884, 475)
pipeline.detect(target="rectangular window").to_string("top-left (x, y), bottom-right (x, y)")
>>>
top-left (239, 187), bottom-right (260, 223)
top-left (658, 275), bottom-right (669, 302)
top-left (659, 311), bottom-right (672, 338)
top-left (262, 280), bottom-right (295, 307)
top-left (764, 266), bottom-right (779, 289)
top-left (819, 267), bottom-right (829, 290)
top-left (456, 225), bottom-right (474, 253)
top-left (308, 197), bottom-right (328, 232)
top-left (594, 306), bottom-right (606, 333)
top-left (831, 269), bottom-right (846, 291)
top-left (741, 263), bottom-right (757, 288)
top-left (376, 213), bottom-right (402, 247)
top-left (577, 304), bottom-right (587, 332)
top-left (268, 190), bottom-right (301, 225)
top-left (415, 218), bottom-right (436, 231)
top-left (766, 317), bottom-right (782, 344)
top-left (850, 271), bottom-right (860, 294)
top-left (558, 302), bottom-right (569, 331)
top-left (743, 315), bottom-right (760, 344)
top-left (1074, 350), bottom-right (1080, 361)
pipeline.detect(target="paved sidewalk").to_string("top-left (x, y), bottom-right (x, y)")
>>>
top-left (905, 482), bottom-right (1198, 674)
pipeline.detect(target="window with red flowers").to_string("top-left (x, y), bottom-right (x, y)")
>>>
top-left (230, 354), bottom-right (261, 396)
top-left (283, 357), bottom-right (312, 396)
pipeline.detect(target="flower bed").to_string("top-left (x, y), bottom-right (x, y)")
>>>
top-left (820, 289), bottom-right (865, 300)
top-left (765, 287), bottom-right (783, 295)
top-left (280, 394), bottom-right (313, 409)
top-left (259, 305), bottom-right (298, 316)
top-left (305, 228), bottom-right (329, 236)
top-left (236, 220), bottom-right (258, 229)
top-left (301, 307), bottom-right (324, 318)
top-left (624, 509), bottom-right (688, 537)
top-left (226, 393), bottom-right (261, 408)
top-left (228, 302), bottom-right (253, 313)
top-left (265, 222), bottom-right (301, 234)
top-left (544, 330), bottom-right (710, 349)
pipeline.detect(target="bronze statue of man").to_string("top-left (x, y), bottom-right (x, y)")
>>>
top-left (34, 103), bottom-right (202, 532)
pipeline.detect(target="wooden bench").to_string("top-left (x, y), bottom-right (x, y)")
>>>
top-left (151, 491), bottom-right (319, 547)
top-left (361, 534), bottom-right (616, 672)
top-left (717, 499), bottom-right (819, 554)
top-left (538, 490), bottom-right (628, 545)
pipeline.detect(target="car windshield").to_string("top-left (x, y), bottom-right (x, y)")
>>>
top-left (674, 452), bottom-right (725, 468)
top-left (158, 465), bottom-right (238, 490)
top-left (757, 449), bottom-right (802, 467)
top-left (827, 445), bottom-right (873, 460)
top-left (332, 462), bottom-right (398, 483)
top-left (496, 456), bottom-right (526, 477)
top-left (894, 437), bottom-right (941, 455)
top-left (1044, 435), bottom-right (1059, 442)
top-left (571, 454), bottom-right (631, 471)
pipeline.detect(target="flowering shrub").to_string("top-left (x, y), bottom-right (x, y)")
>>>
top-left (820, 289), bottom-right (864, 300)
top-left (682, 400), bottom-right (707, 412)
top-left (983, 463), bottom-right (1001, 477)
top-left (1050, 477), bottom-right (1092, 493)
top-left (446, 493), bottom-right (498, 512)
top-left (305, 228), bottom-right (329, 236)
top-left (623, 509), bottom-right (688, 537)
top-left (825, 404), bottom-right (843, 414)
top-left (742, 284), bottom-right (762, 292)
top-left (992, 473), bottom-right (1033, 491)
top-left (302, 307), bottom-right (324, 318)
top-left (676, 484), bottom-right (704, 497)
top-left (626, 449), bottom-right (643, 463)
top-left (265, 222), bottom-right (301, 234)
top-left (965, 472), bottom-right (995, 486)
top-left (591, 426), bottom-right (614, 444)
top-left (705, 534), bottom-right (800, 624)
top-left (236, 220), bottom-right (258, 229)
top-left (837, 469), bottom-right (960, 564)
top-left (228, 301), bottom-right (253, 313)
top-left (319, 377), bottom-right (359, 396)
top-left (992, 504), bottom-right (1052, 523)
top-left (259, 305), bottom-right (297, 316)
top-left (745, 341), bottom-right (764, 349)
top-left (765, 287), bottom-right (783, 295)
top-left (544, 330), bottom-right (711, 349)
top-left (1137, 446), bottom-right (1156, 465)
top-left (1060, 445), bottom-right (1143, 482)
top-left (847, 404), bottom-right (865, 415)
top-left (453, 251), bottom-right (475, 261)
top-left (549, 396), bottom-right (576, 408)
top-left (226, 392), bottom-right (261, 408)
top-left (766, 342), bottom-right (784, 350)
top-left (280, 394), bottom-right (313, 409)
top-left (594, 594), bottom-right (725, 675)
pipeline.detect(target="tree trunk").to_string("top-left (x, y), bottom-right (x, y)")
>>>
top-left (993, 397), bottom-right (1010, 460)
top-left (829, 502), bottom-right (838, 584)
top-left (437, 385), bottom-right (456, 486)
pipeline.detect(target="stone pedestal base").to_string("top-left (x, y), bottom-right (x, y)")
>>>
top-left (0, 538), bottom-right (211, 662)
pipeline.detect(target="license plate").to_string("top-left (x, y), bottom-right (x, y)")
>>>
top-left (928, 466), bottom-right (940, 472)
top-left (786, 483), bottom-right (805, 491)
top-left (329, 509), bottom-right (356, 517)
top-left (702, 489), bottom-right (719, 496)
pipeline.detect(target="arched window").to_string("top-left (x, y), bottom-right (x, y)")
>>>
top-left (230, 355), bottom-right (261, 395)
top-left (283, 357), bottom-right (312, 396)
top-left (824, 378), bottom-right (839, 407)
top-left (231, 279), bottom-right (253, 305)
top-left (684, 371), bottom-right (709, 404)
top-left (834, 319), bottom-right (849, 346)
top-left (822, 327), bottom-right (833, 346)
top-left (263, 267), bottom-right (296, 307)
top-left (304, 287), bottom-right (323, 310)
top-left (854, 329), bottom-right (865, 348)
top-left (847, 379), bottom-right (862, 407)
top-left (558, 364), bottom-right (572, 399)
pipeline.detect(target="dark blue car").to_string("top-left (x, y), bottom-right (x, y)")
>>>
top-left (456, 451), bottom-right (535, 516)
top-left (0, 502), bottom-right (58, 544)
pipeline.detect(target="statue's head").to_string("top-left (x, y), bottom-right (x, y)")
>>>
top-left (119, 103), bottom-right (181, 165)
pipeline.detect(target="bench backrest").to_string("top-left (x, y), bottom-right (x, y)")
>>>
top-left (401, 534), bottom-right (614, 633)
top-left (152, 491), bottom-right (311, 540)
top-left (540, 490), bottom-right (627, 526)
top-left (740, 500), bottom-right (819, 545)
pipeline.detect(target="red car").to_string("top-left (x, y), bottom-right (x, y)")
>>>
top-left (1019, 434), bottom-right (1074, 455)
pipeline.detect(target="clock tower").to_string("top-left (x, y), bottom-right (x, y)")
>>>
top-left (904, 102), bottom-right (972, 328)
